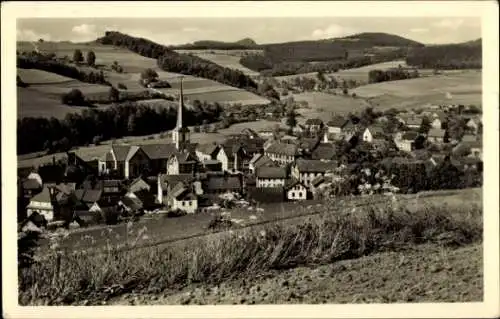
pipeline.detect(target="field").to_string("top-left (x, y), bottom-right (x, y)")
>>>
top-left (175, 50), bottom-right (260, 76)
top-left (292, 92), bottom-right (371, 121)
top-left (19, 189), bottom-right (483, 305)
top-left (17, 87), bottom-right (87, 119)
top-left (334, 60), bottom-right (408, 82)
top-left (352, 71), bottom-right (482, 111)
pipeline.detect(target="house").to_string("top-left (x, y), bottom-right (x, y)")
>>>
top-left (202, 174), bottom-right (243, 195)
top-left (454, 140), bottom-right (483, 159)
top-left (26, 186), bottom-right (54, 222)
top-left (258, 129), bottom-right (275, 139)
top-left (118, 192), bottom-right (144, 215)
top-left (297, 137), bottom-right (321, 154)
top-left (166, 151), bottom-right (199, 175)
top-left (394, 131), bottom-right (418, 152)
top-left (291, 159), bottom-right (338, 187)
top-left (284, 179), bottom-right (308, 201)
top-left (195, 143), bottom-right (221, 162)
top-left (304, 118), bottom-right (324, 134)
top-left (264, 142), bottom-right (300, 164)
top-left (202, 159), bottom-right (223, 172)
top-left (140, 143), bottom-right (178, 174)
top-left (20, 172), bottom-right (43, 199)
top-left (74, 188), bottom-right (104, 215)
top-left (427, 128), bottom-right (447, 143)
top-left (104, 145), bottom-right (151, 179)
top-left (167, 182), bottom-right (198, 214)
top-left (241, 128), bottom-right (260, 139)
top-left (461, 134), bottom-right (477, 143)
top-left (362, 126), bottom-right (385, 143)
top-left (292, 124), bottom-right (306, 135)
top-left (326, 117), bottom-right (349, 135)
top-left (465, 117), bottom-right (481, 134)
top-left (311, 143), bottom-right (337, 160)
top-left (255, 167), bottom-right (287, 188)
top-left (406, 117), bottom-right (423, 129)
top-left (249, 154), bottom-right (274, 173)
top-left (127, 177), bottom-right (151, 194)
top-left (157, 174), bottom-right (195, 205)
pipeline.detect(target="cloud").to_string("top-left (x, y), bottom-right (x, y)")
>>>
top-left (432, 19), bottom-right (464, 30)
top-left (71, 24), bottom-right (99, 41)
top-left (311, 24), bottom-right (354, 39)
top-left (16, 29), bottom-right (53, 42)
top-left (410, 28), bottom-right (428, 33)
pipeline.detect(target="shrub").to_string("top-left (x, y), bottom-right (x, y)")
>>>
top-left (61, 89), bottom-right (86, 106)
top-left (166, 209), bottom-right (187, 218)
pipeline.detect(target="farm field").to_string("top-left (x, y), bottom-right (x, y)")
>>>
top-left (292, 92), bottom-right (371, 121)
top-left (176, 51), bottom-right (260, 76)
top-left (114, 243), bottom-right (482, 304)
top-left (352, 71), bottom-right (482, 111)
top-left (17, 87), bottom-right (84, 119)
top-left (37, 188), bottom-right (482, 255)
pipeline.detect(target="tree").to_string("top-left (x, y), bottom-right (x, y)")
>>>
top-left (86, 51), bottom-right (96, 67)
top-left (73, 49), bottom-right (84, 64)
top-left (109, 87), bottom-right (120, 102)
top-left (419, 116), bottom-right (432, 134)
top-left (61, 89), bottom-right (86, 106)
top-left (343, 88), bottom-right (348, 95)
top-left (285, 110), bottom-right (298, 134)
top-left (140, 68), bottom-right (159, 83)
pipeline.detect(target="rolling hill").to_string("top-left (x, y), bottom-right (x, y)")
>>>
top-left (406, 39), bottom-right (482, 69)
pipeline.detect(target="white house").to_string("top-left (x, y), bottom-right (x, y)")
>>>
top-left (249, 154), bottom-right (274, 174)
top-left (26, 186), bottom-right (54, 222)
top-left (214, 146), bottom-right (230, 172)
top-left (167, 182), bottom-right (198, 214)
top-left (326, 117), bottom-right (349, 135)
top-left (394, 131), bottom-right (418, 152)
top-left (264, 142), bottom-right (299, 165)
top-left (362, 126), bottom-right (385, 143)
top-left (285, 179), bottom-right (308, 201)
top-left (256, 167), bottom-right (287, 188)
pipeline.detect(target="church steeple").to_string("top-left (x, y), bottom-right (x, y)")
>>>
top-left (172, 76), bottom-right (190, 150)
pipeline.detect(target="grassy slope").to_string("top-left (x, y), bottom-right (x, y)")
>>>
top-left (120, 243), bottom-right (482, 304)
top-left (292, 92), bottom-right (371, 119)
top-left (175, 50), bottom-right (260, 76)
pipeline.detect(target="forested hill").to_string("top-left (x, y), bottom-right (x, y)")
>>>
top-left (172, 38), bottom-right (258, 50)
top-left (332, 32), bottom-right (424, 48)
top-left (406, 39), bottom-right (482, 69)
top-left (95, 31), bottom-right (258, 91)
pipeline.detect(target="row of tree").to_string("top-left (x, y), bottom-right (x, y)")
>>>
top-left (96, 31), bottom-right (258, 92)
top-left (367, 67), bottom-right (420, 84)
top-left (17, 52), bottom-right (109, 86)
top-left (17, 101), bottom-right (223, 155)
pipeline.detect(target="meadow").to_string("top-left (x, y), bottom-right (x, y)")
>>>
top-left (177, 51), bottom-right (260, 76)
top-left (19, 190), bottom-right (483, 305)
top-left (292, 92), bottom-right (371, 121)
top-left (352, 70), bottom-right (482, 111)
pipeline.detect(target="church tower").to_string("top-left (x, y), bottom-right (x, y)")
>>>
top-left (172, 76), bottom-right (190, 150)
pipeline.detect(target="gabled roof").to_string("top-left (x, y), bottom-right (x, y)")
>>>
top-left (327, 116), bottom-right (349, 128)
top-left (284, 178), bottom-right (306, 190)
top-left (294, 159), bottom-right (338, 173)
top-left (140, 143), bottom-right (178, 160)
top-left (311, 175), bottom-right (326, 187)
top-left (111, 145), bottom-right (132, 162)
top-left (170, 182), bottom-right (188, 199)
top-left (256, 166), bottom-right (287, 179)
top-left (365, 126), bottom-right (385, 136)
top-left (400, 131), bottom-right (419, 141)
top-left (249, 153), bottom-right (263, 165)
top-left (120, 195), bottom-right (143, 211)
top-left (196, 143), bottom-right (219, 156)
top-left (254, 155), bottom-right (274, 169)
top-left (297, 137), bottom-right (321, 151)
top-left (311, 143), bottom-right (336, 160)
top-left (428, 128), bottom-right (446, 138)
top-left (158, 174), bottom-right (195, 191)
top-left (22, 178), bottom-right (42, 190)
top-left (29, 186), bottom-right (52, 203)
top-left (172, 151), bottom-right (198, 164)
top-left (265, 142), bottom-right (299, 156)
top-left (74, 189), bottom-right (103, 203)
top-left (125, 145), bottom-right (141, 162)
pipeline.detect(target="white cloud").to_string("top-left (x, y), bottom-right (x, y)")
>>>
top-left (311, 24), bottom-right (354, 40)
top-left (410, 28), bottom-right (429, 33)
top-left (432, 19), bottom-right (464, 30)
top-left (71, 24), bottom-right (99, 41)
top-left (16, 29), bottom-right (53, 42)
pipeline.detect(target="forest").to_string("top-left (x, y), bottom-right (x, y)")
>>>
top-left (368, 67), bottom-right (420, 84)
top-left (405, 41), bottom-right (482, 69)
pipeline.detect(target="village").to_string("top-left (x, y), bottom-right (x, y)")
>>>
top-left (17, 78), bottom-right (483, 232)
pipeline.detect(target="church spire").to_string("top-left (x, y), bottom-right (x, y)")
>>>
top-left (176, 76), bottom-right (184, 129)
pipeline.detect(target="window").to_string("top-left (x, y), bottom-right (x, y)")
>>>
top-left (298, 192), bottom-right (303, 198)
top-left (183, 201), bottom-right (186, 206)
top-left (291, 192), bottom-right (295, 198)
top-left (189, 201), bottom-right (192, 206)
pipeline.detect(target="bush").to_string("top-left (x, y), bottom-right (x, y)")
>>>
top-left (166, 209), bottom-right (187, 218)
top-left (61, 89), bottom-right (86, 106)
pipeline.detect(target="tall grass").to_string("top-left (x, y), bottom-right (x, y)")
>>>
top-left (19, 201), bottom-right (482, 305)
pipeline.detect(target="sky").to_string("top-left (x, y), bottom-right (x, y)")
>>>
top-left (17, 17), bottom-right (481, 45)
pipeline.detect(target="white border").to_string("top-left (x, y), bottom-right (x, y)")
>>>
top-left (2, 1), bottom-right (499, 318)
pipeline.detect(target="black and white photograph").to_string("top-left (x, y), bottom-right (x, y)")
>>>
top-left (2, 1), bottom-right (499, 318)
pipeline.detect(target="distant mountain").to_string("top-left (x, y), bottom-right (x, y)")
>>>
top-left (406, 38), bottom-right (482, 69)
top-left (235, 38), bottom-right (258, 47)
top-left (331, 32), bottom-right (424, 47)
top-left (172, 38), bottom-right (258, 50)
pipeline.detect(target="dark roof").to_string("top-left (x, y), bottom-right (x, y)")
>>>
top-left (159, 174), bottom-right (195, 191)
top-left (196, 143), bottom-right (219, 156)
top-left (248, 187), bottom-right (285, 203)
top-left (401, 131), bottom-right (419, 141)
top-left (297, 137), bottom-right (321, 151)
top-left (366, 126), bottom-right (385, 136)
top-left (22, 178), bottom-right (42, 190)
top-left (327, 116), bottom-right (349, 128)
top-left (265, 142), bottom-right (299, 156)
top-left (284, 178), bottom-right (305, 190)
top-left (74, 189), bottom-right (103, 203)
top-left (140, 143), bottom-right (177, 160)
top-left (428, 128), bottom-right (446, 138)
top-left (295, 159), bottom-right (338, 173)
top-left (311, 175), bottom-right (326, 187)
top-left (311, 143), bottom-right (336, 160)
top-left (172, 151), bottom-right (198, 164)
top-left (111, 145), bottom-right (132, 162)
top-left (305, 118), bottom-right (323, 126)
top-left (125, 146), bottom-right (141, 162)
top-left (254, 155), bottom-right (274, 169)
top-left (120, 196), bottom-right (143, 211)
top-left (203, 175), bottom-right (242, 191)
top-left (256, 166), bottom-right (287, 179)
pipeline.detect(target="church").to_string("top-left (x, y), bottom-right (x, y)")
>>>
top-left (98, 77), bottom-right (199, 180)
